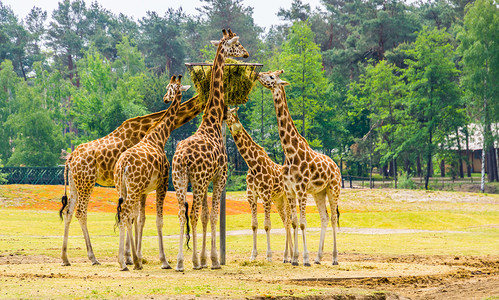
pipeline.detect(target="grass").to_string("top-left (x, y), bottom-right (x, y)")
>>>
top-left (0, 185), bottom-right (498, 298)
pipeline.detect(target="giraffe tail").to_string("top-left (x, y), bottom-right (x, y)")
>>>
top-left (59, 156), bottom-right (71, 220)
top-left (115, 197), bottom-right (124, 231)
top-left (336, 205), bottom-right (340, 229)
top-left (185, 201), bottom-right (191, 250)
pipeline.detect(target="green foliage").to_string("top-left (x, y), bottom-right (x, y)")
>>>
top-left (6, 79), bottom-right (65, 167)
top-left (72, 45), bottom-right (147, 144)
top-left (225, 174), bottom-right (247, 192)
top-left (457, 0), bottom-right (499, 149)
top-left (279, 21), bottom-right (327, 140)
top-left (397, 172), bottom-right (416, 189)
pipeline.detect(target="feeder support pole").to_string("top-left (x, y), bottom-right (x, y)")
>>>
top-left (220, 121), bottom-right (227, 265)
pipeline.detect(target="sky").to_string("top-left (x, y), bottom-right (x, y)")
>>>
top-left (3, 0), bottom-right (325, 31)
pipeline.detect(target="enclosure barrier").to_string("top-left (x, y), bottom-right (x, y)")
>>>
top-left (0, 167), bottom-right (65, 185)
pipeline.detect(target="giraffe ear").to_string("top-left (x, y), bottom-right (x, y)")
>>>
top-left (277, 78), bottom-right (290, 86)
top-left (181, 85), bottom-right (191, 92)
top-left (227, 36), bottom-right (239, 46)
top-left (211, 40), bottom-right (220, 47)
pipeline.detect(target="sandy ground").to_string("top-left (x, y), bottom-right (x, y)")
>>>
top-left (1, 252), bottom-right (498, 299)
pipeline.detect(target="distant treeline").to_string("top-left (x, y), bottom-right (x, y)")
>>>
top-left (0, 0), bottom-right (498, 190)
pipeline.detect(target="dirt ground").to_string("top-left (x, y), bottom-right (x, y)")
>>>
top-left (1, 252), bottom-right (498, 299)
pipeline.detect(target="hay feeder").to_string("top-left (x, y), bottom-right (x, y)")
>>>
top-left (185, 60), bottom-right (263, 106)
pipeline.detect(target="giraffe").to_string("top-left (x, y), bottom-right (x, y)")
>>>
top-left (226, 107), bottom-right (293, 263)
top-left (114, 75), bottom-right (189, 271)
top-left (59, 93), bottom-right (203, 266)
top-left (172, 28), bottom-right (249, 271)
top-left (257, 70), bottom-right (342, 266)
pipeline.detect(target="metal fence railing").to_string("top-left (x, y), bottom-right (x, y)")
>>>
top-left (0, 167), bottom-right (65, 185)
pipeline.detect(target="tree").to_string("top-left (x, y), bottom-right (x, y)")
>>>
top-left (403, 27), bottom-right (461, 190)
top-left (138, 9), bottom-right (186, 76)
top-left (0, 60), bottom-right (19, 162)
top-left (6, 79), bottom-right (65, 167)
top-left (196, 0), bottom-right (263, 57)
top-left (279, 21), bottom-right (327, 141)
top-left (457, 0), bottom-right (499, 190)
top-left (351, 60), bottom-right (404, 185)
top-left (46, 0), bottom-right (88, 85)
top-left (72, 46), bottom-right (147, 144)
top-left (0, 3), bottom-right (30, 79)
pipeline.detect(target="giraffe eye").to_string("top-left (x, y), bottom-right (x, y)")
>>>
top-left (270, 76), bottom-right (274, 80)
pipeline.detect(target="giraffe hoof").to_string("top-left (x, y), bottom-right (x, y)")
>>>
top-left (304, 263), bottom-right (311, 267)
top-left (161, 265), bottom-right (172, 270)
top-left (125, 259), bottom-right (133, 265)
top-left (292, 262), bottom-right (299, 266)
top-left (314, 261), bottom-right (321, 265)
top-left (193, 265), bottom-right (202, 270)
top-left (332, 261), bottom-right (339, 266)
top-left (211, 265), bottom-right (221, 270)
top-left (175, 268), bottom-right (184, 272)
top-left (201, 264), bottom-right (208, 269)
top-left (282, 260), bottom-right (290, 263)
top-left (92, 261), bottom-right (101, 266)
top-left (61, 262), bottom-right (71, 267)
top-left (121, 267), bottom-right (129, 271)
top-left (133, 265), bottom-right (143, 270)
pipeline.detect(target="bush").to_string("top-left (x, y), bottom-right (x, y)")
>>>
top-left (397, 172), bottom-right (416, 189)
top-left (225, 174), bottom-right (247, 192)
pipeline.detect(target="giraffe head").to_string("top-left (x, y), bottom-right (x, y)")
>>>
top-left (226, 107), bottom-right (243, 135)
top-left (210, 28), bottom-right (249, 58)
top-left (257, 70), bottom-right (290, 90)
top-left (163, 75), bottom-right (191, 103)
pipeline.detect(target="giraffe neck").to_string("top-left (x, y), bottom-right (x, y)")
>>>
top-left (142, 91), bottom-right (183, 150)
top-left (272, 86), bottom-right (308, 156)
top-left (230, 124), bottom-right (270, 169)
top-left (199, 44), bottom-right (226, 133)
top-left (108, 95), bottom-right (203, 146)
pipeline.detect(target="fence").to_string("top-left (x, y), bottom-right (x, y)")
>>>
top-left (0, 167), bottom-right (65, 185)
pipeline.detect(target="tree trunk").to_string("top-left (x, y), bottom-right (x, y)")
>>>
top-left (465, 127), bottom-right (472, 177)
top-left (481, 149), bottom-right (486, 192)
top-left (487, 146), bottom-right (498, 182)
top-left (440, 159), bottom-right (445, 177)
top-left (416, 154), bottom-right (422, 177)
top-left (456, 127), bottom-right (464, 178)
top-left (425, 131), bottom-right (433, 190)
top-left (393, 158), bottom-right (398, 188)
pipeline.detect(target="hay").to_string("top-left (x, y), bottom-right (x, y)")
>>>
top-left (188, 58), bottom-right (258, 105)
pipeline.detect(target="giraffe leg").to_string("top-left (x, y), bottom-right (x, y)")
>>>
top-left (209, 175), bottom-right (226, 269)
top-left (200, 190), bottom-right (209, 268)
top-left (125, 229), bottom-right (133, 265)
top-left (61, 171), bottom-right (78, 266)
top-left (190, 186), bottom-right (203, 270)
top-left (285, 187), bottom-right (300, 266)
top-left (246, 180), bottom-right (258, 261)
top-left (274, 195), bottom-right (292, 263)
top-left (174, 172), bottom-right (188, 272)
top-left (327, 185), bottom-right (340, 265)
top-left (296, 188), bottom-right (310, 266)
top-left (156, 183), bottom-right (171, 269)
top-left (118, 223), bottom-right (129, 271)
top-left (313, 190), bottom-right (328, 264)
top-left (135, 194), bottom-right (147, 265)
top-left (74, 179), bottom-right (100, 266)
top-left (262, 192), bottom-right (273, 262)
top-left (127, 219), bottom-right (142, 270)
